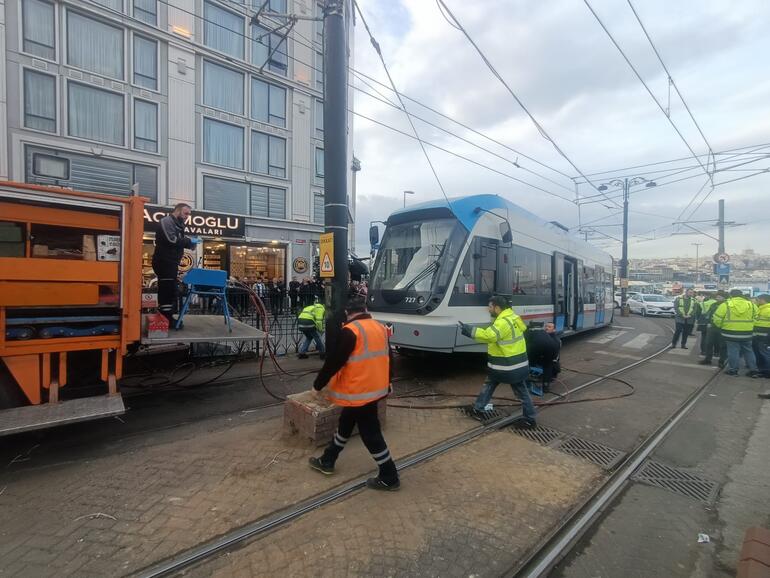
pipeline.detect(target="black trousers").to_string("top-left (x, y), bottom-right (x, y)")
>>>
top-left (703, 327), bottom-right (726, 364)
top-left (321, 400), bottom-right (398, 483)
top-left (698, 326), bottom-right (709, 354)
top-left (152, 259), bottom-right (179, 321)
top-left (672, 322), bottom-right (694, 347)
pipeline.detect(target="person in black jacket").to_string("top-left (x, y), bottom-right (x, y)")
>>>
top-left (527, 322), bottom-right (561, 391)
top-left (152, 203), bottom-right (200, 325)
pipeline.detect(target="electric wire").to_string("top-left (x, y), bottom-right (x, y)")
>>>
top-left (582, 0), bottom-right (713, 184)
top-left (353, 0), bottom-right (451, 204)
top-left (434, 0), bottom-right (622, 210)
top-left (626, 0), bottom-right (715, 158)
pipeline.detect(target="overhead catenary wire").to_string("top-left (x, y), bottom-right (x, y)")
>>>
top-left (582, 0), bottom-right (713, 185)
top-left (353, 0), bottom-right (452, 205)
top-left (434, 0), bottom-right (622, 209)
top-left (625, 0), bottom-right (715, 159)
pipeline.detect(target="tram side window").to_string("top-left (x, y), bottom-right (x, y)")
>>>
top-left (512, 245), bottom-right (538, 295)
top-left (538, 253), bottom-right (552, 299)
top-left (453, 237), bottom-right (497, 295)
top-left (583, 266), bottom-right (596, 304)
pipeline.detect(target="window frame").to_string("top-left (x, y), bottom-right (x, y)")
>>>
top-left (313, 193), bottom-right (324, 224)
top-left (250, 183), bottom-right (287, 220)
top-left (32, 153), bottom-right (70, 180)
top-left (20, 0), bottom-right (57, 62)
top-left (202, 116), bottom-right (245, 170)
top-left (250, 130), bottom-right (286, 178)
top-left (314, 147), bottom-right (324, 179)
top-left (133, 97), bottom-right (159, 153)
top-left (65, 79), bottom-right (127, 147)
top-left (203, 59), bottom-right (245, 116)
top-left (65, 9), bottom-right (127, 82)
top-left (250, 76), bottom-right (286, 128)
top-left (132, 0), bottom-right (157, 25)
top-left (131, 32), bottom-right (160, 92)
top-left (22, 67), bottom-right (58, 135)
top-left (203, 1), bottom-right (245, 61)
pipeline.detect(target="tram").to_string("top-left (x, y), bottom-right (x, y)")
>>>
top-left (367, 194), bottom-right (614, 353)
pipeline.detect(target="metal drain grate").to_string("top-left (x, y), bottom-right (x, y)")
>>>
top-left (554, 436), bottom-right (626, 470)
top-left (509, 424), bottom-right (565, 446)
top-left (632, 460), bottom-right (720, 504)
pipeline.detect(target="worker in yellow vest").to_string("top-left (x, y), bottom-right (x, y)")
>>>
top-left (459, 295), bottom-right (536, 427)
top-left (753, 294), bottom-right (770, 379)
top-left (297, 301), bottom-right (326, 359)
top-left (672, 288), bottom-right (700, 349)
top-left (712, 289), bottom-right (759, 377)
top-left (699, 291), bottom-right (727, 367)
top-left (697, 294), bottom-right (717, 355)
top-left (308, 295), bottom-right (399, 491)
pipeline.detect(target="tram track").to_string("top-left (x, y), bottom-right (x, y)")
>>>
top-left (134, 340), bottom-right (680, 578)
top-left (508, 361), bottom-right (722, 577)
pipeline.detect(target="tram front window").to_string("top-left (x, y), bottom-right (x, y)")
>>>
top-left (370, 218), bottom-right (466, 306)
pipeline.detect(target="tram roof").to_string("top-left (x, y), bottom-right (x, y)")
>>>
top-left (389, 194), bottom-right (565, 234)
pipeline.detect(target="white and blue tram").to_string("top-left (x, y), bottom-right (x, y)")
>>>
top-left (367, 194), bottom-right (614, 353)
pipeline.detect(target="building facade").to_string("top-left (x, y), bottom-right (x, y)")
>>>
top-left (0, 0), bottom-right (356, 284)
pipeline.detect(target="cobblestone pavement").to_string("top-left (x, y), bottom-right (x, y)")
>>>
top-left (189, 432), bottom-right (603, 578)
top-left (0, 405), bottom-right (473, 577)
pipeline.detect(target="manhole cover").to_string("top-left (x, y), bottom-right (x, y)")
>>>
top-left (509, 424), bottom-right (565, 446)
top-left (554, 436), bottom-right (626, 470)
top-left (632, 460), bottom-right (720, 504)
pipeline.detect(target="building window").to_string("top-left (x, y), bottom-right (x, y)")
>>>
top-left (203, 60), bottom-right (244, 115)
top-left (251, 131), bottom-right (286, 177)
top-left (250, 184), bottom-right (286, 219)
top-left (203, 118), bottom-right (244, 169)
top-left (315, 50), bottom-right (323, 92)
top-left (22, 0), bottom-right (55, 60)
top-left (133, 0), bottom-right (157, 25)
top-left (269, 0), bottom-right (286, 12)
top-left (204, 2), bottom-right (244, 60)
top-left (313, 194), bottom-right (324, 224)
top-left (24, 70), bottom-right (56, 133)
top-left (67, 12), bottom-right (124, 80)
top-left (251, 78), bottom-right (286, 127)
top-left (315, 99), bottom-right (324, 139)
top-left (314, 2), bottom-right (324, 44)
top-left (92, 0), bottom-right (122, 11)
top-left (250, 24), bottom-right (287, 75)
top-left (33, 154), bottom-right (69, 179)
top-left (68, 82), bottom-right (124, 145)
top-left (134, 100), bottom-right (158, 152)
top-left (315, 147), bottom-right (324, 178)
top-left (133, 36), bottom-right (158, 90)
top-left (203, 175), bottom-right (248, 215)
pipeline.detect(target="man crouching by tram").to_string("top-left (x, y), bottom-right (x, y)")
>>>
top-left (459, 296), bottom-right (537, 428)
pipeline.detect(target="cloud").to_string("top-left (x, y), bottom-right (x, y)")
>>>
top-left (351, 0), bottom-right (770, 258)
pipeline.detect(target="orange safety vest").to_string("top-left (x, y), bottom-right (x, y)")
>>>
top-left (328, 318), bottom-right (390, 407)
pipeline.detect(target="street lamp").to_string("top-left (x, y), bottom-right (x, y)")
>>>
top-left (597, 177), bottom-right (656, 316)
top-left (403, 190), bottom-right (415, 207)
top-left (691, 242), bottom-right (702, 283)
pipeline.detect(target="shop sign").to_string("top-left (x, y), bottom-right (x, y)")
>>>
top-left (143, 205), bottom-right (245, 238)
top-left (293, 257), bottom-right (309, 274)
top-left (294, 239), bottom-right (307, 244)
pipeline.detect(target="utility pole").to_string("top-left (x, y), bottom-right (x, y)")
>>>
top-left (718, 198), bottom-right (725, 254)
top-left (691, 242), bottom-right (702, 283)
top-left (597, 177), bottom-right (657, 316)
top-left (323, 0), bottom-right (349, 332)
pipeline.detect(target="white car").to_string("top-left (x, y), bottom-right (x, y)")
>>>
top-left (614, 292), bottom-right (640, 308)
top-left (627, 294), bottom-right (675, 317)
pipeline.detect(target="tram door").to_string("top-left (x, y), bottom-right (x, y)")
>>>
top-left (552, 252), bottom-right (566, 332)
top-left (575, 258), bottom-right (584, 330)
top-left (595, 265), bottom-right (605, 324)
top-left (564, 259), bottom-right (576, 330)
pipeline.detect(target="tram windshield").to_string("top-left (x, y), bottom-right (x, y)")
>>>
top-left (371, 218), bottom-right (466, 293)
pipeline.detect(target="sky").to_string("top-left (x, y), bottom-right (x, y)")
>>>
top-left (349, 0), bottom-right (770, 260)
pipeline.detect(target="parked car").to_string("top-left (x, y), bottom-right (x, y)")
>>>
top-left (627, 294), bottom-right (675, 317)
top-left (614, 291), bottom-right (640, 308)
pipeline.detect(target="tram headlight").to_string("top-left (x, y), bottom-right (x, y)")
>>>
top-left (417, 296), bottom-right (425, 305)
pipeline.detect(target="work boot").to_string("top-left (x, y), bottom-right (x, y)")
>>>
top-left (308, 457), bottom-right (334, 475)
top-left (698, 359), bottom-right (712, 366)
top-left (725, 369), bottom-right (738, 376)
top-left (366, 477), bottom-right (400, 491)
top-left (298, 353), bottom-right (308, 359)
top-left (681, 345), bottom-right (688, 349)
top-left (746, 371), bottom-right (760, 378)
top-left (758, 392), bottom-right (770, 399)
top-left (511, 417), bottom-right (537, 430)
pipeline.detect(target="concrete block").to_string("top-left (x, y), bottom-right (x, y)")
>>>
top-left (283, 391), bottom-right (387, 446)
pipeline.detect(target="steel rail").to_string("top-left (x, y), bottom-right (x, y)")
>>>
top-left (510, 361), bottom-right (721, 577)
top-left (134, 341), bottom-right (676, 578)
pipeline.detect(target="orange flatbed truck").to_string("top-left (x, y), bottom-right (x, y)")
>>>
top-left (0, 182), bottom-right (145, 435)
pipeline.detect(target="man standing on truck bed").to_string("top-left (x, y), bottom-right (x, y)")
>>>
top-left (153, 203), bottom-right (200, 326)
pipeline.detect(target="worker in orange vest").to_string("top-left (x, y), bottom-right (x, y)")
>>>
top-left (308, 294), bottom-right (399, 491)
